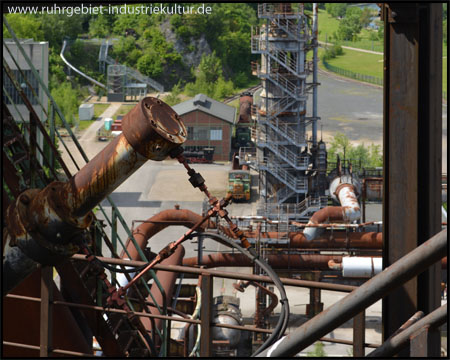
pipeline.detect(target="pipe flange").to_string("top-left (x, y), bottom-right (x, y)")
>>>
top-left (122, 97), bottom-right (186, 161)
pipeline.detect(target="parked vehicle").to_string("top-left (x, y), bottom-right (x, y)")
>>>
top-left (227, 169), bottom-right (251, 202)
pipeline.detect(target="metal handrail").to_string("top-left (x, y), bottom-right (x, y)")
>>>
top-left (256, 228), bottom-right (448, 357)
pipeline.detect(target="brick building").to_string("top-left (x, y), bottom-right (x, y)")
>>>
top-left (172, 94), bottom-right (236, 161)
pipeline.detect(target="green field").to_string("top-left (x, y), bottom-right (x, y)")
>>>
top-left (77, 120), bottom-right (95, 130)
top-left (113, 104), bottom-right (137, 120)
top-left (324, 48), bottom-right (383, 79)
top-left (94, 103), bottom-right (110, 118)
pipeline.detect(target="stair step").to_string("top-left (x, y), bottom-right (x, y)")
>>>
top-left (11, 152), bottom-right (28, 165)
top-left (3, 135), bottom-right (21, 147)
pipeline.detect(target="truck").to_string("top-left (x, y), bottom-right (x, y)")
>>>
top-left (227, 170), bottom-right (251, 202)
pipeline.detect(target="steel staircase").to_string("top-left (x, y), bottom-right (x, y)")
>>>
top-left (98, 38), bottom-right (164, 92)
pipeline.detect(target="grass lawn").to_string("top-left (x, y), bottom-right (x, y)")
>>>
top-left (317, 9), bottom-right (340, 43)
top-left (94, 103), bottom-right (110, 118)
top-left (77, 120), bottom-right (95, 131)
top-left (318, 9), bottom-right (384, 52)
top-left (113, 104), bottom-right (137, 120)
top-left (325, 48), bottom-right (383, 78)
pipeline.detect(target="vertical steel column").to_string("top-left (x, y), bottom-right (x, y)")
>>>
top-left (40, 266), bottom-right (53, 357)
top-left (200, 274), bottom-right (213, 357)
top-left (382, 3), bottom-right (442, 357)
top-left (409, 326), bottom-right (430, 357)
top-left (312, 3), bottom-right (319, 146)
top-left (29, 110), bottom-right (37, 188)
top-left (48, 103), bottom-right (55, 170)
top-left (353, 311), bottom-right (365, 357)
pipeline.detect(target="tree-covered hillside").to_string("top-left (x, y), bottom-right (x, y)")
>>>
top-left (4, 3), bottom-right (259, 91)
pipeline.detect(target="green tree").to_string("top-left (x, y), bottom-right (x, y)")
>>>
top-left (197, 52), bottom-right (222, 83)
top-left (378, 22), bottom-right (384, 40)
top-left (325, 3), bottom-right (348, 18)
top-left (50, 82), bottom-right (81, 126)
top-left (3, 14), bottom-right (44, 40)
top-left (337, 13), bottom-right (363, 40)
top-left (360, 8), bottom-right (373, 28)
top-left (327, 132), bottom-right (383, 170)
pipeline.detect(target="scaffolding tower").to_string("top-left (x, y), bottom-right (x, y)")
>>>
top-left (249, 3), bottom-right (325, 220)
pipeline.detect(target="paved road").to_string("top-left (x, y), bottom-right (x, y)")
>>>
top-left (309, 69), bottom-right (447, 172)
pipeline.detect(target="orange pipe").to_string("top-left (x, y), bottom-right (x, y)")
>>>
top-left (183, 253), bottom-right (342, 269)
top-left (121, 208), bottom-right (215, 260)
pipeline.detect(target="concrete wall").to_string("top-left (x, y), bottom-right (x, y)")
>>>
top-left (3, 40), bottom-right (49, 123)
top-left (3, 40), bottom-right (49, 166)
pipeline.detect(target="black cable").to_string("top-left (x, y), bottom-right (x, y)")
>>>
top-left (186, 232), bottom-right (290, 357)
top-left (94, 258), bottom-right (148, 273)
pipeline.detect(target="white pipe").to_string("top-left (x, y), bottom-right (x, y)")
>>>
top-left (337, 185), bottom-right (361, 222)
top-left (342, 257), bottom-right (382, 278)
top-left (189, 286), bottom-right (202, 357)
top-left (60, 40), bottom-right (107, 89)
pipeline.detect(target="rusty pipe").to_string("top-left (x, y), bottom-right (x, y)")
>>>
top-left (142, 245), bottom-right (185, 347)
top-left (304, 176), bottom-right (361, 241)
top-left (121, 208), bottom-right (215, 261)
top-left (183, 253), bottom-right (341, 270)
top-left (3, 98), bottom-right (186, 296)
top-left (67, 98), bottom-right (186, 217)
top-left (234, 280), bottom-right (278, 316)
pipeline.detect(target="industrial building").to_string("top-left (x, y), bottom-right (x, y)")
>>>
top-left (2, 3), bottom-right (447, 358)
top-left (172, 93), bottom-right (236, 161)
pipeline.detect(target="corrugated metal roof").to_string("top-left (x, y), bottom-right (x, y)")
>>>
top-left (172, 93), bottom-right (236, 124)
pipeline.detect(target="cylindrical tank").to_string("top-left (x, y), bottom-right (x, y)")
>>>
top-left (212, 296), bottom-right (243, 348)
top-left (238, 93), bottom-right (253, 124)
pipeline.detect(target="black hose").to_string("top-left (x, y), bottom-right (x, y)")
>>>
top-left (186, 232), bottom-right (290, 357)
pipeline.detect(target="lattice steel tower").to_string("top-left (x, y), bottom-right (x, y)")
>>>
top-left (251, 3), bottom-right (325, 219)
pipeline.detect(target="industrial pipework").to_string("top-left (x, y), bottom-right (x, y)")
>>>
top-left (3, 97), bottom-right (186, 296)
top-left (303, 173), bottom-right (361, 241)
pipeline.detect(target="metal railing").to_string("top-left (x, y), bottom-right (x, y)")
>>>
top-left (252, 63), bottom-right (304, 99)
top-left (259, 158), bottom-right (308, 192)
top-left (322, 57), bottom-right (383, 86)
top-left (257, 195), bottom-right (328, 220)
top-left (256, 228), bottom-right (447, 357)
top-left (4, 251), bottom-right (377, 357)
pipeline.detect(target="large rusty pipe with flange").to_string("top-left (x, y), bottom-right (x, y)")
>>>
top-left (3, 98), bottom-right (186, 296)
top-left (303, 175), bottom-right (361, 241)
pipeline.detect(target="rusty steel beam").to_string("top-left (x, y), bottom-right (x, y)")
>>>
top-left (367, 305), bottom-right (446, 357)
top-left (3, 341), bottom-right (95, 357)
top-left (382, 3), bottom-right (443, 356)
top-left (255, 229), bottom-right (446, 357)
top-left (200, 274), bottom-right (213, 357)
top-left (3, 98), bottom-right (186, 296)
